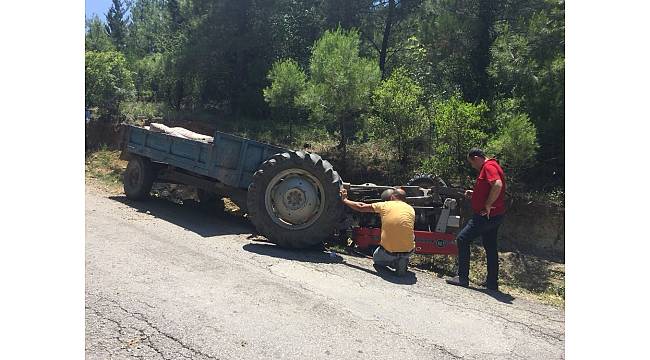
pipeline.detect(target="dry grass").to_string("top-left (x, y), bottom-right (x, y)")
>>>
top-left (410, 249), bottom-right (565, 307)
top-left (85, 148), bottom-right (127, 193)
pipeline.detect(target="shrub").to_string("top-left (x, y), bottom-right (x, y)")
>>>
top-left (486, 111), bottom-right (539, 180)
top-left (368, 68), bottom-right (428, 167)
top-left (421, 95), bottom-right (488, 186)
top-left (85, 50), bottom-right (135, 119)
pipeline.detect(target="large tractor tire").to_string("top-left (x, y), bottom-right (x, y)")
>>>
top-left (247, 151), bottom-right (344, 248)
top-left (123, 156), bottom-right (155, 200)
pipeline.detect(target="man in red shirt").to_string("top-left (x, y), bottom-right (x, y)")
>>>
top-left (446, 148), bottom-right (506, 291)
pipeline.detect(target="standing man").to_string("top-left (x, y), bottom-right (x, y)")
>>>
top-left (446, 148), bottom-right (506, 291)
top-left (340, 187), bottom-right (415, 276)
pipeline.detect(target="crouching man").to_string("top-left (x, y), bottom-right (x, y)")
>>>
top-left (340, 187), bottom-right (415, 276)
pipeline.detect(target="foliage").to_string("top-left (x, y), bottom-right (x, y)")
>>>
top-left (126, 0), bottom-right (169, 57)
top-left (417, 0), bottom-right (483, 100)
top-left (132, 53), bottom-right (165, 101)
top-left (105, 0), bottom-right (129, 51)
top-left (119, 101), bottom-right (166, 124)
top-left (421, 95), bottom-right (488, 185)
top-left (263, 59), bottom-right (308, 142)
top-left (300, 28), bottom-right (381, 159)
top-left (488, 0), bottom-right (565, 187)
top-left (85, 51), bottom-right (135, 118)
top-left (85, 16), bottom-right (115, 52)
top-left (368, 68), bottom-right (427, 166)
top-left (263, 59), bottom-right (307, 110)
top-left (486, 111), bottom-right (539, 180)
top-left (85, 0), bottom-right (564, 192)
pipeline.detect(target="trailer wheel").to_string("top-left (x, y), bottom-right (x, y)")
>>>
top-left (123, 156), bottom-right (155, 200)
top-left (247, 151), bottom-right (343, 248)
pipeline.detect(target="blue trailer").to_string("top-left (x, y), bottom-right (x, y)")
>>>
top-left (119, 124), bottom-right (344, 248)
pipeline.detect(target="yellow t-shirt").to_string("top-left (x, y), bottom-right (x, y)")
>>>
top-left (371, 201), bottom-right (415, 253)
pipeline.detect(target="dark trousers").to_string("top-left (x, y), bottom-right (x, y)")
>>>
top-left (456, 214), bottom-right (504, 287)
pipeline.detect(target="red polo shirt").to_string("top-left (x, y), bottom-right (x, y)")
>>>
top-left (471, 159), bottom-right (506, 216)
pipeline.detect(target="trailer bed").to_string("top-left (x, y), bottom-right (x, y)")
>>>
top-left (121, 125), bottom-right (287, 189)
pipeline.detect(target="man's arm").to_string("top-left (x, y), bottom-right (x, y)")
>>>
top-left (340, 189), bottom-right (376, 213)
top-left (483, 179), bottom-right (503, 218)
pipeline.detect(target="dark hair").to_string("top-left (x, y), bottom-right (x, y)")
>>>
top-left (467, 148), bottom-right (486, 159)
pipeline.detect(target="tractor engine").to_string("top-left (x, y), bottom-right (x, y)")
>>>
top-left (340, 175), bottom-right (466, 256)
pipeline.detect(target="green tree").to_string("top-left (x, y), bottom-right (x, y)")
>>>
top-left (85, 16), bottom-right (115, 52)
top-left (263, 59), bottom-right (308, 143)
top-left (127, 0), bottom-right (169, 57)
top-left (167, 0), bottom-right (184, 32)
top-left (85, 51), bottom-right (135, 119)
top-left (360, 0), bottom-right (423, 79)
top-left (301, 28), bottom-right (381, 164)
top-left (486, 109), bottom-right (539, 182)
top-left (422, 95), bottom-right (488, 185)
top-left (132, 53), bottom-right (165, 101)
top-left (368, 68), bottom-right (427, 166)
top-left (488, 0), bottom-right (564, 188)
top-left (417, 0), bottom-right (483, 101)
top-left (105, 0), bottom-right (129, 51)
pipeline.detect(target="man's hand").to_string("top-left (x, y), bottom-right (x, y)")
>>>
top-left (464, 190), bottom-right (473, 199)
top-left (340, 188), bottom-right (348, 200)
top-left (480, 205), bottom-right (496, 219)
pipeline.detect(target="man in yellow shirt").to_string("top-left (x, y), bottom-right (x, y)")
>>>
top-left (340, 187), bottom-right (415, 276)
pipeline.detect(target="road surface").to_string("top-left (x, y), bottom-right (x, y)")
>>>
top-left (85, 186), bottom-right (564, 359)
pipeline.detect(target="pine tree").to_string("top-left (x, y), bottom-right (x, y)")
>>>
top-left (167, 0), bottom-right (183, 32)
top-left (105, 0), bottom-right (129, 51)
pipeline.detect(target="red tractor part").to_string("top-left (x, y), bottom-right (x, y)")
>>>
top-left (352, 227), bottom-right (458, 256)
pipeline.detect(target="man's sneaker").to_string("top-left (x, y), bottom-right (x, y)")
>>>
top-left (373, 264), bottom-right (389, 273)
top-left (481, 282), bottom-right (499, 291)
top-left (395, 257), bottom-right (409, 276)
top-left (445, 276), bottom-right (469, 288)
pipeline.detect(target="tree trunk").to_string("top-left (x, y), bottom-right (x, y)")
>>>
top-left (339, 115), bottom-right (348, 172)
top-left (289, 120), bottom-right (293, 145)
top-left (473, 0), bottom-right (496, 101)
top-left (379, 0), bottom-right (396, 80)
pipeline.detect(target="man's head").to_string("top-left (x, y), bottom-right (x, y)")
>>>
top-left (392, 188), bottom-right (407, 201)
top-left (380, 187), bottom-right (407, 202)
top-left (380, 188), bottom-right (395, 201)
top-left (467, 148), bottom-right (487, 171)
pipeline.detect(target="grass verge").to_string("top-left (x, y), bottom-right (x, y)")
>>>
top-left (85, 147), bottom-right (127, 193)
top-left (410, 250), bottom-right (565, 307)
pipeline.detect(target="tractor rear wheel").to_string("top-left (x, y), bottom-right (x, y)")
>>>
top-left (246, 151), bottom-right (344, 248)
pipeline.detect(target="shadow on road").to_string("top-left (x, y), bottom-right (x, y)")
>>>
top-left (243, 242), bottom-right (417, 285)
top-left (109, 195), bottom-right (252, 238)
top-left (243, 242), bottom-right (345, 264)
top-left (342, 262), bottom-right (418, 285)
top-left (468, 285), bottom-right (515, 304)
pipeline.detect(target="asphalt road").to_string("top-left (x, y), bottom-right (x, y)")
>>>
top-left (85, 186), bottom-right (565, 360)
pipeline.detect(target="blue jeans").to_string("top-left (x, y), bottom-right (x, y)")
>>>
top-left (373, 246), bottom-right (412, 266)
top-left (456, 214), bottom-right (504, 287)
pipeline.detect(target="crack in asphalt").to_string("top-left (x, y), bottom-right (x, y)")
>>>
top-left (86, 293), bottom-right (219, 360)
